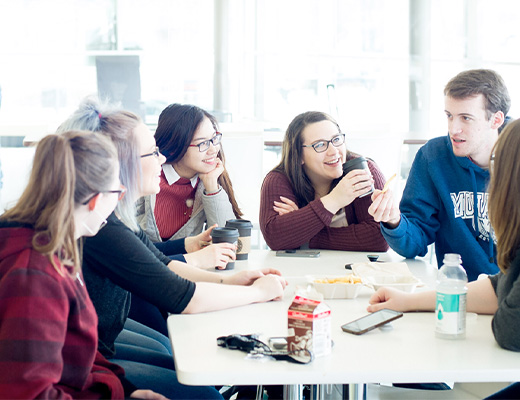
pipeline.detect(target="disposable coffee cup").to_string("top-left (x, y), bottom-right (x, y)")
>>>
top-left (225, 219), bottom-right (253, 260)
top-left (342, 156), bottom-right (374, 198)
top-left (211, 227), bottom-right (239, 270)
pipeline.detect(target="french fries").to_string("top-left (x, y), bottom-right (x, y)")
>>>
top-left (314, 275), bottom-right (362, 284)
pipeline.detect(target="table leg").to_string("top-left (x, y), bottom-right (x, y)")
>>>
top-left (255, 385), bottom-right (263, 400)
top-left (283, 384), bottom-right (303, 400)
top-left (348, 383), bottom-right (365, 400)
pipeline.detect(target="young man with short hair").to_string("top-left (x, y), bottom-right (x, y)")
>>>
top-left (369, 69), bottom-right (511, 281)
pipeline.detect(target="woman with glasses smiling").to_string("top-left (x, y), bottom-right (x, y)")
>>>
top-left (260, 111), bottom-right (389, 252)
top-left (57, 97), bottom-right (286, 400)
top-left (137, 104), bottom-right (241, 263)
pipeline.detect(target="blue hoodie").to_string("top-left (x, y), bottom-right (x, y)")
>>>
top-left (381, 135), bottom-right (498, 281)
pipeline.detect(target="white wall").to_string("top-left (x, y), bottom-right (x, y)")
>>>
top-left (0, 146), bottom-right (35, 213)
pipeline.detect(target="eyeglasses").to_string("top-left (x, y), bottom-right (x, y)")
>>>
top-left (188, 133), bottom-right (222, 152)
top-left (141, 146), bottom-right (161, 158)
top-left (82, 185), bottom-right (127, 205)
top-left (302, 133), bottom-right (345, 153)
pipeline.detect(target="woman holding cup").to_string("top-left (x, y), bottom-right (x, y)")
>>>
top-left (260, 111), bottom-right (388, 251)
top-left (57, 98), bottom-right (287, 399)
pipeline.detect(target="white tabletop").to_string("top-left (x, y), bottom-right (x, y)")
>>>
top-left (167, 250), bottom-right (520, 387)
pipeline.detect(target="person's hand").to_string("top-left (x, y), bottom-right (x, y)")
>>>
top-left (184, 242), bottom-right (236, 270)
top-left (130, 389), bottom-right (169, 400)
top-left (322, 169), bottom-right (373, 213)
top-left (368, 188), bottom-right (401, 228)
top-left (199, 157), bottom-right (225, 193)
top-left (273, 196), bottom-right (299, 216)
top-left (367, 287), bottom-right (412, 313)
top-left (185, 224), bottom-right (216, 253)
top-left (225, 269), bottom-right (288, 288)
top-left (251, 274), bottom-right (287, 301)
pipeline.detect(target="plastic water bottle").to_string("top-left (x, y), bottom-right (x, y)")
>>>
top-left (435, 253), bottom-right (468, 339)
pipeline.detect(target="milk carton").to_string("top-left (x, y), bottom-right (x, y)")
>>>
top-left (287, 295), bottom-right (331, 358)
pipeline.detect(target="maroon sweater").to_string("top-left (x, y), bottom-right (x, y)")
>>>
top-left (260, 158), bottom-right (389, 252)
top-left (0, 223), bottom-right (135, 399)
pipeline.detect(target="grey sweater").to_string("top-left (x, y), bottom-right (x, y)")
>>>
top-left (488, 249), bottom-right (520, 351)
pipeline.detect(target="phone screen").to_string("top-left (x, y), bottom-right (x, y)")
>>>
top-left (341, 309), bottom-right (403, 335)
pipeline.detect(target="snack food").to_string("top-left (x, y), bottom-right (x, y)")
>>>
top-left (314, 275), bottom-right (362, 285)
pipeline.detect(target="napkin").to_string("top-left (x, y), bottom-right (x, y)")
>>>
top-left (351, 262), bottom-right (423, 286)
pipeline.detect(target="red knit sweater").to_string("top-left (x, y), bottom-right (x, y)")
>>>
top-left (0, 224), bottom-right (133, 399)
top-left (155, 173), bottom-right (198, 240)
top-left (259, 158), bottom-right (389, 252)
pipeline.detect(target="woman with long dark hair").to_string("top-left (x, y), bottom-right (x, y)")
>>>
top-left (260, 111), bottom-right (388, 251)
top-left (137, 104), bottom-right (242, 264)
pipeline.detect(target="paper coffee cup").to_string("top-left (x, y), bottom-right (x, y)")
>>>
top-left (211, 227), bottom-right (239, 269)
top-left (342, 156), bottom-right (374, 198)
top-left (225, 219), bottom-right (253, 260)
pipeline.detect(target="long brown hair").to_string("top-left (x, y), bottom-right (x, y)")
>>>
top-left (273, 111), bottom-right (353, 207)
top-left (488, 118), bottom-right (520, 272)
top-left (1, 131), bottom-right (118, 275)
top-left (155, 103), bottom-right (242, 218)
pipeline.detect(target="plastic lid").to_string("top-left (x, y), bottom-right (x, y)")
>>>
top-left (225, 219), bottom-right (253, 229)
top-left (211, 227), bottom-right (239, 238)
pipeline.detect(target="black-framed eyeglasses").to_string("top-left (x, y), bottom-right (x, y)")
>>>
top-left (302, 133), bottom-right (345, 153)
top-left (141, 146), bottom-right (161, 158)
top-left (82, 185), bottom-right (127, 205)
top-left (188, 133), bottom-right (222, 152)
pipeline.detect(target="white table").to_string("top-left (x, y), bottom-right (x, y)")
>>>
top-left (167, 250), bottom-right (519, 399)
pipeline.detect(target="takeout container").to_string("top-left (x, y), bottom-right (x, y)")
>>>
top-left (366, 275), bottom-right (420, 293)
top-left (306, 275), bottom-right (364, 299)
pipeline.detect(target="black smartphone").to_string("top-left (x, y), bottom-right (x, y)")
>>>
top-left (341, 309), bottom-right (403, 335)
top-left (276, 250), bottom-right (320, 258)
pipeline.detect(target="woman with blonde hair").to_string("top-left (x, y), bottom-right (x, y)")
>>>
top-left (58, 97), bottom-right (286, 399)
top-left (367, 118), bottom-right (520, 399)
top-left (0, 130), bottom-right (164, 399)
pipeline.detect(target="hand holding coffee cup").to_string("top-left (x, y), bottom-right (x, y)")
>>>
top-left (210, 227), bottom-right (239, 270)
top-left (342, 157), bottom-right (375, 198)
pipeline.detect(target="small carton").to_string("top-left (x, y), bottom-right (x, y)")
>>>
top-left (287, 295), bottom-right (331, 358)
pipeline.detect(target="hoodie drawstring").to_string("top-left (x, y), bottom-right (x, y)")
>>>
top-left (469, 168), bottom-right (494, 264)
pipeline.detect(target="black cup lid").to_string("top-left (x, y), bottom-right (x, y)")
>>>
top-left (211, 227), bottom-right (239, 238)
top-left (342, 156), bottom-right (367, 173)
top-left (225, 219), bottom-right (253, 229)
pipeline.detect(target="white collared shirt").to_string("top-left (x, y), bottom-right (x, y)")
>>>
top-left (162, 164), bottom-right (198, 187)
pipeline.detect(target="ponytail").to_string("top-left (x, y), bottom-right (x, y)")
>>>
top-left (1, 131), bottom-right (117, 276)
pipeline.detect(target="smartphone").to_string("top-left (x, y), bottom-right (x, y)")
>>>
top-left (276, 250), bottom-right (320, 258)
top-left (341, 309), bottom-right (403, 335)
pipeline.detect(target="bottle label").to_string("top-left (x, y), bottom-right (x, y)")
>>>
top-left (435, 292), bottom-right (466, 335)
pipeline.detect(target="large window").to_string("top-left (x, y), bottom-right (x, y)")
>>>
top-left (0, 0), bottom-right (519, 139)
